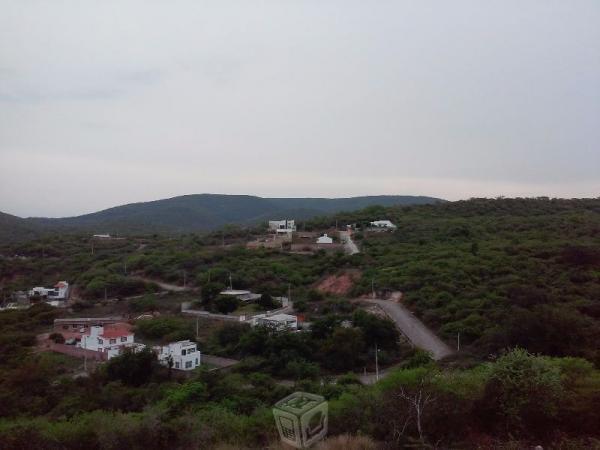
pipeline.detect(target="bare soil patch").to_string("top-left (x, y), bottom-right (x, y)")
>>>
top-left (315, 270), bottom-right (361, 296)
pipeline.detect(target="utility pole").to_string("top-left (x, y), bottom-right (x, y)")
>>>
top-left (375, 343), bottom-right (379, 381)
top-left (457, 332), bottom-right (460, 352)
top-left (371, 279), bottom-right (376, 299)
top-left (196, 316), bottom-right (199, 340)
top-left (222, 231), bottom-right (225, 248)
top-left (83, 336), bottom-right (87, 372)
top-left (91, 241), bottom-right (94, 255)
top-left (228, 272), bottom-right (233, 290)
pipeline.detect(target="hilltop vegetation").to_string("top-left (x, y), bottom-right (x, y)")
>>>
top-left (0, 193), bottom-right (442, 241)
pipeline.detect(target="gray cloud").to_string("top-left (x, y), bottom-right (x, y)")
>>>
top-left (0, 1), bottom-right (598, 217)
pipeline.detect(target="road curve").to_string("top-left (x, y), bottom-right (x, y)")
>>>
top-left (363, 298), bottom-right (454, 360)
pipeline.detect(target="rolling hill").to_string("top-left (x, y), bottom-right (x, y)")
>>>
top-left (0, 194), bottom-right (444, 241)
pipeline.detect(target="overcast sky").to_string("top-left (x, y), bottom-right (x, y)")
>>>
top-left (1, 1), bottom-right (599, 217)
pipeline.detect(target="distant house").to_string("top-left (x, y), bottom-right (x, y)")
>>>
top-left (370, 220), bottom-right (397, 229)
top-left (92, 234), bottom-right (111, 239)
top-left (219, 289), bottom-right (262, 303)
top-left (269, 219), bottom-right (296, 234)
top-left (54, 317), bottom-right (123, 333)
top-left (78, 323), bottom-right (135, 359)
top-left (251, 313), bottom-right (298, 331)
top-left (28, 281), bottom-right (70, 300)
top-left (156, 340), bottom-right (201, 371)
top-left (316, 234), bottom-right (333, 244)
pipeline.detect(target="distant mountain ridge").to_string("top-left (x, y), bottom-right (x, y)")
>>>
top-left (0, 194), bottom-right (444, 241)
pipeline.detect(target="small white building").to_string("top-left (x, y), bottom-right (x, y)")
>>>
top-left (370, 220), bottom-right (397, 229)
top-left (251, 313), bottom-right (298, 331)
top-left (28, 281), bottom-right (69, 300)
top-left (78, 323), bottom-right (135, 359)
top-left (219, 289), bottom-right (262, 302)
top-left (93, 234), bottom-right (111, 239)
top-left (269, 219), bottom-right (296, 234)
top-left (316, 234), bottom-right (333, 244)
top-left (156, 340), bottom-right (201, 371)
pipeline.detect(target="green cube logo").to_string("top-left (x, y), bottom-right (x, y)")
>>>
top-left (273, 392), bottom-right (328, 448)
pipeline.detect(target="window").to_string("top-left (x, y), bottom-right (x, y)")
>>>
top-left (195, 358), bottom-right (198, 365)
top-left (187, 348), bottom-right (195, 353)
top-left (121, 336), bottom-right (127, 342)
top-left (181, 349), bottom-right (186, 355)
top-left (110, 339), bottom-right (116, 344)
top-left (72, 324), bottom-right (77, 328)
top-left (98, 338), bottom-right (103, 344)
top-left (63, 325), bottom-right (68, 330)
top-left (175, 362), bottom-right (180, 369)
top-left (185, 361), bottom-right (192, 369)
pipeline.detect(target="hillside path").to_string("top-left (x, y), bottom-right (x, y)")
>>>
top-left (129, 276), bottom-right (191, 292)
top-left (362, 297), bottom-right (454, 360)
top-left (339, 230), bottom-right (360, 255)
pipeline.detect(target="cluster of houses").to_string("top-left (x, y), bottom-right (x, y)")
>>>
top-left (50, 317), bottom-right (201, 371)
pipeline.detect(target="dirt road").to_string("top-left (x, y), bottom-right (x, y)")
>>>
top-left (129, 276), bottom-right (191, 292)
top-left (363, 298), bottom-right (453, 360)
top-left (339, 231), bottom-right (360, 255)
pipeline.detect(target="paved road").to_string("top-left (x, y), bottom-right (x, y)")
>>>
top-left (339, 231), bottom-right (360, 255)
top-left (363, 298), bottom-right (453, 360)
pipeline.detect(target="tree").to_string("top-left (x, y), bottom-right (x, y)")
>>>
top-left (321, 328), bottom-right (366, 372)
top-left (480, 348), bottom-right (564, 436)
top-left (105, 348), bottom-right (158, 386)
top-left (215, 295), bottom-right (240, 314)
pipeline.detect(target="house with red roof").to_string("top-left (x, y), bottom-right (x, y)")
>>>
top-left (78, 323), bottom-right (137, 359)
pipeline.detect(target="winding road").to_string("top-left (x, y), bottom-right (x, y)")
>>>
top-left (363, 298), bottom-right (454, 360)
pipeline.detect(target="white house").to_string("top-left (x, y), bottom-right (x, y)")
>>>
top-left (28, 281), bottom-right (69, 300)
top-left (269, 219), bottom-right (296, 234)
top-left (370, 220), bottom-right (397, 229)
top-left (78, 323), bottom-right (135, 359)
top-left (156, 340), bottom-right (201, 371)
top-left (251, 313), bottom-right (298, 331)
top-left (316, 234), bottom-right (333, 244)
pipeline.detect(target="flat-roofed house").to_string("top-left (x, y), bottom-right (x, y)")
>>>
top-left (156, 340), bottom-right (201, 371)
top-left (219, 289), bottom-right (262, 302)
top-left (370, 220), bottom-right (397, 229)
top-left (251, 313), bottom-right (298, 331)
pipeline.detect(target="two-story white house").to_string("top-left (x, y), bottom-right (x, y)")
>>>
top-left (29, 281), bottom-right (70, 300)
top-left (269, 219), bottom-right (296, 234)
top-left (78, 323), bottom-right (135, 359)
top-left (156, 340), bottom-right (201, 371)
